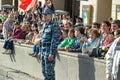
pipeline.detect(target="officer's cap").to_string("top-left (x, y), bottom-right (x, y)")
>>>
top-left (42, 7), bottom-right (53, 14)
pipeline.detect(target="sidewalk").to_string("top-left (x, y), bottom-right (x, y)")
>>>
top-left (0, 65), bottom-right (43, 80)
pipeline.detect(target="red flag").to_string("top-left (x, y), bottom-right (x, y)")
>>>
top-left (18, 0), bottom-right (36, 11)
top-left (31, 0), bottom-right (37, 8)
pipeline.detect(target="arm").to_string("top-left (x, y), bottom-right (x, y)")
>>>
top-left (106, 38), bottom-right (118, 79)
top-left (59, 38), bottom-right (68, 48)
top-left (50, 23), bottom-right (61, 55)
top-left (67, 37), bottom-right (76, 47)
top-left (12, 29), bottom-right (24, 39)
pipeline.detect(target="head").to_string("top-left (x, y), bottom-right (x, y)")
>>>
top-left (108, 31), bottom-right (115, 43)
top-left (62, 30), bottom-right (68, 39)
top-left (74, 26), bottom-right (84, 37)
top-left (88, 28), bottom-right (99, 39)
top-left (59, 23), bottom-right (64, 31)
top-left (111, 20), bottom-right (120, 32)
top-left (68, 29), bottom-right (75, 38)
top-left (8, 14), bottom-right (15, 22)
top-left (31, 23), bottom-right (38, 31)
top-left (101, 21), bottom-right (111, 34)
top-left (25, 21), bottom-right (30, 27)
top-left (108, 17), bottom-right (113, 23)
top-left (76, 17), bottom-right (83, 23)
top-left (64, 21), bottom-right (73, 30)
top-left (114, 29), bottom-right (120, 38)
top-left (37, 22), bottom-right (43, 31)
top-left (14, 21), bottom-right (20, 29)
top-left (42, 8), bottom-right (53, 22)
top-left (92, 22), bottom-right (101, 29)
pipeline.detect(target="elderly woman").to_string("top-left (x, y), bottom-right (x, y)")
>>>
top-left (106, 37), bottom-right (120, 80)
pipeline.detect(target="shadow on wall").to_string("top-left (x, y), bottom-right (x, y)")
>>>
top-left (9, 45), bottom-right (16, 62)
top-left (78, 55), bottom-right (95, 80)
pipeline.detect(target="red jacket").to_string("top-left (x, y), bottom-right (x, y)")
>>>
top-left (12, 27), bottom-right (25, 39)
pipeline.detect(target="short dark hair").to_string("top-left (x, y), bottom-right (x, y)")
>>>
top-left (112, 20), bottom-right (120, 28)
top-left (102, 21), bottom-right (111, 27)
top-left (92, 22), bottom-right (101, 28)
top-left (75, 26), bottom-right (84, 34)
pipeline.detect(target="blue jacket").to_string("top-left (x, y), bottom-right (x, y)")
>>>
top-left (40, 20), bottom-right (61, 55)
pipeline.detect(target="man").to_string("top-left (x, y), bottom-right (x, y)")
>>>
top-left (106, 37), bottom-right (120, 80)
top-left (38, 7), bottom-right (61, 80)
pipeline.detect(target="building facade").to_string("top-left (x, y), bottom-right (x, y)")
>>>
top-left (0, 0), bottom-right (18, 10)
top-left (1, 0), bottom-right (120, 24)
top-left (80, 0), bottom-right (120, 24)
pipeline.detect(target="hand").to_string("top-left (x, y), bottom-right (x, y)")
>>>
top-left (65, 46), bottom-right (71, 52)
top-left (48, 54), bottom-right (54, 61)
top-left (82, 37), bottom-right (88, 43)
top-left (106, 74), bottom-right (111, 80)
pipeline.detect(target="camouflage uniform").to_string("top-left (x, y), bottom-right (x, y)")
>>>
top-left (40, 20), bottom-right (60, 80)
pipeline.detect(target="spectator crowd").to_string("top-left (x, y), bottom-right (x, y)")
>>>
top-left (0, 0), bottom-right (120, 60)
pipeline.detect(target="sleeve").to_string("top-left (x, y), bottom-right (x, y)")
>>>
top-left (106, 38), bottom-right (118, 74)
top-left (3, 21), bottom-right (9, 32)
top-left (70, 40), bottom-right (83, 52)
top-left (12, 29), bottom-right (24, 39)
top-left (59, 38), bottom-right (68, 48)
top-left (67, 38), bottom-right (76, 47)
top-left (50, 23), bottom-right (61, 55)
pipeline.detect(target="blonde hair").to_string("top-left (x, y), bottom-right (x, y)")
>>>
top-left (89, 28), bottom-right (99, 37)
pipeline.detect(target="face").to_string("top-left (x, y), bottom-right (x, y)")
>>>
top-left (9, 15), bottom-right (15, 22)
top-left (62, 31), bottom-right (68, 39)
top-left (64, 24), bottom-right (71, 30)
top-left (38, 26), bottom-right (42, 31)
top-left (111, 24), bottom-right (119, 32)
top-left (88, 32), bottom-right (96, 39)
top-left (25, 22), bottom-right (30, 26)
top-left (68, 31), bottom-right (74, 38)
top-left (108, 34), bottom-right (114, 42)
top-left (42, 14), bottom-right (51, 22)
top-left (101, 23), bottom-right (110, 33)
top-left (31, 24), bottom-right (37, 31)
top-left (92, 25), bottom-right (98, 29)
top-left (75, 30), bottom-right (80, 37)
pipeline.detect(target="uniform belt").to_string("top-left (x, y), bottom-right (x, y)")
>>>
top-left (41, 43), bottom-right (51, 47)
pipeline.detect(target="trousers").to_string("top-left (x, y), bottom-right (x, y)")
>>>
top-left (41, 47), bottom-right (55, 80)
top-left (3, 39), bottom-right (13, 50)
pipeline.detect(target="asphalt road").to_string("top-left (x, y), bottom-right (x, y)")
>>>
top-left (0, 75), bottom-right (13, 80)
top-left (0, 75), bottom-right (4, 80)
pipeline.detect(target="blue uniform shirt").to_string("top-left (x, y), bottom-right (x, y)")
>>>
top-left (40, 20), bottom-right (61, 55)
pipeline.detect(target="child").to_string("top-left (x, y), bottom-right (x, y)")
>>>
top-left (82, 28), bottom-right (100, 56)
top-left (57, 29), bottom-right (76, 51)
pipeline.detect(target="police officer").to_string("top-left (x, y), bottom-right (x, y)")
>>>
top-left (39, 7), bottom-right (61, 80)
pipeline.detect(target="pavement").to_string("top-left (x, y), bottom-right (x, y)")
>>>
top-left (0, 65), bottom-right (42, 80)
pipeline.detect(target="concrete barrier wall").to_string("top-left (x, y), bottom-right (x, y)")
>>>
top-left (0, 40), bottom-right (107, 80)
